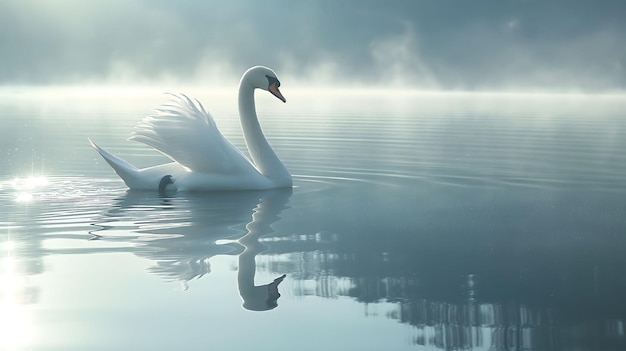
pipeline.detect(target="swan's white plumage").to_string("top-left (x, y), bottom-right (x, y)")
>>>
top-left (90, 66), bottom-right (292, 192)
top-left (129, 93), bottom-right (255, 175)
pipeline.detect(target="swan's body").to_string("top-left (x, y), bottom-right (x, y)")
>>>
top-left (90, 66), bottom-right (292, 191)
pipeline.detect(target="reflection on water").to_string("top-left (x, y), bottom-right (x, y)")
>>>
top-left (2, 178), bottom-right (626, 349)
top-left (0, 239), bottom-right (36, 350)
top-left (89, 188), bottom-right (292, 311)
top-left (84, 182), bottom-right (625, 349)
top-left (1, 92), bottom-right (626, 350)
top-left (261, 234), bottom-right (626, 349)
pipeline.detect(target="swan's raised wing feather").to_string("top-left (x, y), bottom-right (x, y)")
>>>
top-left (129, 93), bottom-right (253, 174)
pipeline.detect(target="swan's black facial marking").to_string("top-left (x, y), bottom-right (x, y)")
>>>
top-left (266, 75), bottom-right (280, 89)
top-left (266, 74), bottom-right (286, 102)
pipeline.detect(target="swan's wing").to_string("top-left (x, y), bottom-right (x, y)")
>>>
top-left (129, 93), bottom-right (253, 174)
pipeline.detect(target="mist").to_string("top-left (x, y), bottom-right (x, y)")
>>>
top-left (1, 0), bottom-right (625, 92)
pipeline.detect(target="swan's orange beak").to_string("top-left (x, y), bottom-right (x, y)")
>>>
top-left (269, 83), bottom-right (286, 103)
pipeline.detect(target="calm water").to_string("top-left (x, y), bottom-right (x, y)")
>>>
top-left (1, 89), bottom-right (626, 350)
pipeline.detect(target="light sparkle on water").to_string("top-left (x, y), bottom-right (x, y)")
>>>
top-left (6, 176), bottom-right (48, 203)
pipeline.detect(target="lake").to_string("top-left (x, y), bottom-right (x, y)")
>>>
top-left (1, 88), bottom-right (626, 350)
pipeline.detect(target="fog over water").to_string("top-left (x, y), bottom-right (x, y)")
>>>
top-left (1, 0), bottom-right (625, 91)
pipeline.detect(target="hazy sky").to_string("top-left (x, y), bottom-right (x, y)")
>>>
top-left (1, 0), bottom-right (624, 91)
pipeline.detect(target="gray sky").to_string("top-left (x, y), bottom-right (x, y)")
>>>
top-left (1, 0), bottom-right (624, 91)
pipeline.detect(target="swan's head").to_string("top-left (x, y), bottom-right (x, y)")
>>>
top-left (242, 66), bottom-right (286, 103)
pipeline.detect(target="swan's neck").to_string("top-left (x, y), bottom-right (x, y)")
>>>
top-left (238, 82), bottom-right (292, 186)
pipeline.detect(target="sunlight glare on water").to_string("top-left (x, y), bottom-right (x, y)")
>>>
top-left (0, 239), bottom-right (35, 350)
top-left (9, 176), bottom-right (49, 203)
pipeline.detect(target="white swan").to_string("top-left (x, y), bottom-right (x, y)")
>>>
top-left (89, 66), bottom-right (292, 191)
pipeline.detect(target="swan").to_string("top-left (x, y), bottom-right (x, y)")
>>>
top-left (89, 66), bottom-right (292, 191)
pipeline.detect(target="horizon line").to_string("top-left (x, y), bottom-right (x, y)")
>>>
top-left (1, 84), bottom-right (625, 99)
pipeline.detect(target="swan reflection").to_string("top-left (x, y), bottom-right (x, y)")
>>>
top-left (236, 190), bottom-right (291, 311)
top-left (93, 188), bottom-right (292, 310)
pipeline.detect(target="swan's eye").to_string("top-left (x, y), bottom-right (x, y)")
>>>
top-left (266, 75), bottom-right (280, 88)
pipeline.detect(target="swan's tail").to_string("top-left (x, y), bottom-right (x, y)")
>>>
top-left (89, 139), bottom-right (142, 188)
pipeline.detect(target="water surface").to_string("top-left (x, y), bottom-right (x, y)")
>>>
top-left (1, 89), bottom-right (626, 350)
